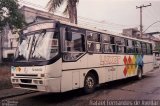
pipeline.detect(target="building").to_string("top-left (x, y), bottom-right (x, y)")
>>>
top-left (20, 6), bottom-right (69, 24)
top-left (1, 27), bottom-right (19, 61)
top-left (0, 6), bottom-right (69, 62)
top-left (122, 28), bottom-right (141, 38)
top-left (145, 32), bottom-right (160, 52)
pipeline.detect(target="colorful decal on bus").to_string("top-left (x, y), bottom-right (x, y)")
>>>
top-left (123, 55), bottom-right (143, 76)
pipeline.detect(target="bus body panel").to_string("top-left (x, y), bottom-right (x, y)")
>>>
top-left (46, 59), bottom-right (62, 78)
top-left (62, 55), bottom-right (88, 70)
top-left (61, 71), bottom-right (72, 92)
top-left (11, 54), bottom-right (153, 92)
top-left (61, 69), bottom-right (89, 92)
top-left (60, 53), bottom-right (154, 92)
top-left (143, 55), bottom-right (154, 74)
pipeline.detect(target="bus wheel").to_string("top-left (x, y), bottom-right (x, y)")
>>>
top-left (84, 73), bottom-right (97, 94)
top-left (137, 68), bottom-right (143, 80)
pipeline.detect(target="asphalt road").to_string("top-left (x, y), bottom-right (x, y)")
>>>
top-left (1, 68), bottom-right (160, 106)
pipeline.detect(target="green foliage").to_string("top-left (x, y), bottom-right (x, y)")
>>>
top-left (47, 0), bottom-right (79, 24)
top-left (47, 0), bottom-right (65, 12)
top-left (0, 0), bottom-right (25, 31)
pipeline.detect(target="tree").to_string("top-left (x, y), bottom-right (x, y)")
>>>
top-left (0, 0), bottom-right (25, 63)
top-left (47, 0), bottom-right (79, 24)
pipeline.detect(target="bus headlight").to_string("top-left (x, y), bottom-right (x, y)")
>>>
top-left (11, 73), bottom-right (14, 76)
top-left (40, 74), bottom-right (45, 77)
top-left (11, 66), bottom-right (16, 72)
top-left (33, 80), bottom-right (38, 84)
top-left (33, 80), bottom-right (43, 84)
top-left (39, 80), bottom-right (43, 84)
top-left (12, 79), bottom-right (18, 83)
top-left (13, 84), bottom-right (20, 87)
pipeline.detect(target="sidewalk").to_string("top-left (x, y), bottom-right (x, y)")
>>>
top-left (0, 88), bottom-right (31, 100)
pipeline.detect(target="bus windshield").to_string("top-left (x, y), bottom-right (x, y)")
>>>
top-left (15, 29), bottom-right (59, 61)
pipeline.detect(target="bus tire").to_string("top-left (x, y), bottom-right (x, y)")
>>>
top-left (137, 67), bottom-right (143, 80)
top-left (84, 73), bottom-right (97, 94)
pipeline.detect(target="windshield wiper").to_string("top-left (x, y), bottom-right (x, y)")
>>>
top-left (30, 30), bottom-right (46, 57)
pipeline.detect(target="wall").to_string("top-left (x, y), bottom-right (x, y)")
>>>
top-left (21, 6), bottom-right (70, 24)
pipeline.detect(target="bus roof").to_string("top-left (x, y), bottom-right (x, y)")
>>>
top-left (59, 21), bottom-right (153, 44)
top-left (26, 20), bottom-right (153, 44)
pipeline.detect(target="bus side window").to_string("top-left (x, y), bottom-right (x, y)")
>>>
top-left (87, 31), bottom-right (102, 53)
top-left (150, 44), bottom-right (153, 55)
top-left (135, 41), bottom-right (142, 54)
top-left (127, 40), bottom-right (134, 54)
top-left (124, 39), bottom-right (128, 53)
top-left (110, 36), bottom-right (116, 53)
top-left (63, 27), bottom-right (86, 61)
top-left (142, 43), bottom-right (147, 54)
top-left (147, 43), bottom-right (152, 55)
top-left (115, 37), bottom-right (125, 54)
top-left (132, 41), bottom-right (136, 53)
top-left (103, 34), bottom-right (113, 53)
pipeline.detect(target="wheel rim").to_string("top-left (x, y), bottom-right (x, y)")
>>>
top-left (86, 76), bottom-right (94, 89)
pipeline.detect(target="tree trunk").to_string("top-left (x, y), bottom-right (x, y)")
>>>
top-left (74, 4), bottom-right (77, 24)
top-left (68, 0), bottom-right (77, 24)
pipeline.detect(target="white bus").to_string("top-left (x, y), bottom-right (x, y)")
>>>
top-left (11, 21), bottom-right (153, 93)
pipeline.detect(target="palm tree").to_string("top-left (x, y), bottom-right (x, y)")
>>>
top-left (47, 0), bottom-right (79, 24)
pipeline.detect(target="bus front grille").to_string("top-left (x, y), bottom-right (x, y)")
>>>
top-left (19, 84), bottom-right (37, 89)
top-left (16, 74), bottom-right (38, 77)
top-left (21, 79), bottom-right (32, 83)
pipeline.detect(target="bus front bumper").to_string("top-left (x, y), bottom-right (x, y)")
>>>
top-left (11, 77), bottom-right (61, 92)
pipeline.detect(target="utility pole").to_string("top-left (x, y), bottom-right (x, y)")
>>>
top-left (136, 3), bottom-right (151, 38)
top-left (0, 32), bottom-right (2, 64)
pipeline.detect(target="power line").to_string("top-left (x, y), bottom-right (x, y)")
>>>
top-left (19, 0), bottom-right (138, 32)
top-left (143, 21), bottom-right (160, 33)
top-left (19, 1), bottom-right (137, 28)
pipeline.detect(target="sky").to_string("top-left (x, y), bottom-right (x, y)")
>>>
top-left (20, 0), bottom-right (160, 33)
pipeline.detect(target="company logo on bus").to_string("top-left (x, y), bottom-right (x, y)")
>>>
top-left (100, 56), bottom-right (121, 65)
top-left (32, 68), bottom-right (43, 71)
top-left (24, 68), bottom-right (28, 74)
